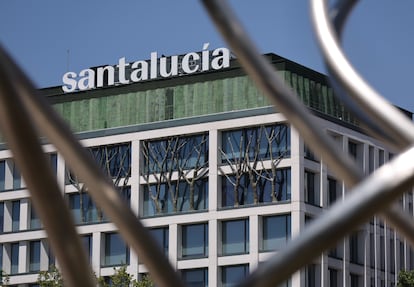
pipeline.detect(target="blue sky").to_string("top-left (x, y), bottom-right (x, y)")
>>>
top-left (0, 1), bottom-right (413, 112)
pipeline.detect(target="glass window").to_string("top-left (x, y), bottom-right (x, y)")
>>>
top-left (11, 200), bottom-right (20, 232)
top-left (329, 268), bottom-right (339, 287)
top-left (350, 273), bottom-right (361, 287)
top-left (30, 204), bottom-right (41, 230)
top-left (350, 232), bottom-right (363, 265)
top-left (68, 192), bottom-right (102, 224)
top-left (221, 124), bottom-right (290, 164)
top-left (142, 133), bottom-right (208, 174)
top-left (305, 171), bottom-right (319, 206)
top-left (149, 227), bottom-right (169, 255)
top-left (0, 161), bottom-right (5, 191)
top-left (261, 214), bottom-right (291, 252)
top-left (348, 141), bottom-right (357, 159)
top-left (0, 202), bottom-right (3, 233)
top-left (82, 234), bottom-right (92, 263)
top-left (68, 187), bottom-right (130, 224)
top-left (328, 177), bottom-right (339, 206)
top-left (12, 162), bottom-right (21, 190)
top-left (143, 179), bottom-right (208, 217)
top-left (89, 143), bottom-right (131, 178)
top-left (0, 244), bottom-right (3, 273)
top-left (221, 168), bottom-right (291, 208)
top-left (222, 219), bottom-right (249, 255)
top-left (221, 264), bottom-right (249, 287)
top-left (103, 233), bottom-right (129, 266)
top-left (49, 153), bottom-right (58, 175)
top-left (181, 223), bottom-right (208, 258)
top-left (305, 264), bottom-right (320, 287)
top-left (10, 242), bottom-right (19, 274)
top-left (181, 268), bottom-right (208, 287)
top-left (29, 241), bottom-right (41, 272)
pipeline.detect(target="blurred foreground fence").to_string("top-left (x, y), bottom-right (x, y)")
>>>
top-left (1, 0), bottom-right (414, 286)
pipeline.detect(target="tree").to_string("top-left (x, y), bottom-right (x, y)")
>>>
top-left (219, 124), bottom-right (289, 207)
top-left (0, 270), bottom-right (9, 286)
top-left (37, 265), bottom-right (64, 287)
top-left (37, 265), bottom-right (154, 287)
top-left (398, 270), bottom-right (414, 287)
top-left (141, 133), bottom-right (208, 215)
top-left (66, 143), bottom-right (131, 223)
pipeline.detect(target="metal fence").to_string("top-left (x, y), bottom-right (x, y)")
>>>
top-left (1, 0), bottom-right (414, 286)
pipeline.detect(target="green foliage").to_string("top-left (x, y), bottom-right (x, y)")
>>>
top-left (36, 265), bottom-right (154, 287)
top-left (398, 270), bottom-right (414, 287)
top-left (99, 265), bottom-right (154, 287)
top-left (134, 274), bottom-right (154, 287)
top-left (37, 265), bottom-right (64, 287)
top-left (0, 270), bottom-right (9, 286)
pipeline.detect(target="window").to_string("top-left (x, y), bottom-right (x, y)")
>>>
top-left (329, 268), bottom-right (339, 287)
top-left (350, 232), bottom-right (363, 265)
top-left (82, 234), bottom-right (92, 263)
top-left (66, 143), bottom-right (131, 184)
top-left (69, 192), bottom-right (103, 224)
top-left (261, 214), bottom-right (291, 252)
top-left (221, 264), bottom-right (249, 287)
top-left (69, 187), bottom-right (130, 224)
top-left (89, 143), bottom-right (131, 178)
top-left (49, 153), bottom-right (58, 175)
top-left (222, 219), bottom-right (249, 255)
top-left (304, 144), bottom-right (317, 161)
top-left (181, 223), bottom-right (208, 259)
top-left (348, 141), bottom-right (358, 159)
top-left (10, 242), bottom-right (19, 274)
top-left (29, 241), bottom-right (41, 272)
top-left (0, 244), bottom-right (3, 273)
top-left (12, 162), bottom-right (22, 190)
top-left (11, 200), bottom-right (20, 232)
top-left (221, 168), bottom-right (291, 207)
top-left (149, 227), bottom-right (169, 255)
top-left (304, 171), bottom-right (319, 206)
top-left (142, 133), bottom-right (208, 174)
top-left (221, 124), bottom-right (290, 164)
top-left (350, 273), bottom-right (361, 287)
top-left (305, 264), bottom-right (320, 287)
top-left (103, 233), bottom-right (129, 266)
top-left (181, 268), bottom-right (208, 287)
top-left (0, 160), bottom-right (5, 191)
top-left (0, 202), bottom-right (3, 233)
top-left (328, 177), bottom-right (340, 206)
top-left (30, 204), bottom-right (41, 230)
top-left (390, 237), bottom-right (395, 273)
top-left (378, 149), bottom-right (385, 166)
top-left (143, 179), bottom-right (208, 217)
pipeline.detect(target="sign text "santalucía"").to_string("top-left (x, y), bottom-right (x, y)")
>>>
top-left (61, 43), bottom-right (230, 93)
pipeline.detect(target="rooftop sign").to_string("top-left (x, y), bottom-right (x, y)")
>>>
top-left (62, 43), bottom-right (231, 93)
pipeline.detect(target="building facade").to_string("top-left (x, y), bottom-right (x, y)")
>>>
top-left (0, 51), bottom-right (412, 286)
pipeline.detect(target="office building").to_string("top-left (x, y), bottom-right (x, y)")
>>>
top-left (0, 47), bottom-right (412, 286)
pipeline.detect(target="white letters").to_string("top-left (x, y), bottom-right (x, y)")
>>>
top-left (62, 72), bottom-right (77, 93)
top-left (160, 55), bottom-right (178, 77)
top-left (97, 66), bottom-right (115, 88)
top-left (130, 61), bottom-right (148, 82)
top-left (181, 52), bottom-right (200, 74)
top-left (117, 57), bottom-right (130, 84)
top-left (211, 47), bottom-right (230, 70)
top-left (61, 43), bottom-right (231, 93)
top-left (77, 69), bottom-right (95, 90)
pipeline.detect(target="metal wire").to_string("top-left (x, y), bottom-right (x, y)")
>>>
top-left (202, 0), bottom-right (414, 286)
top-left (0, 1), bottom-right (413, 287)
top-left (0, 46), bottom-right (184, 287)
